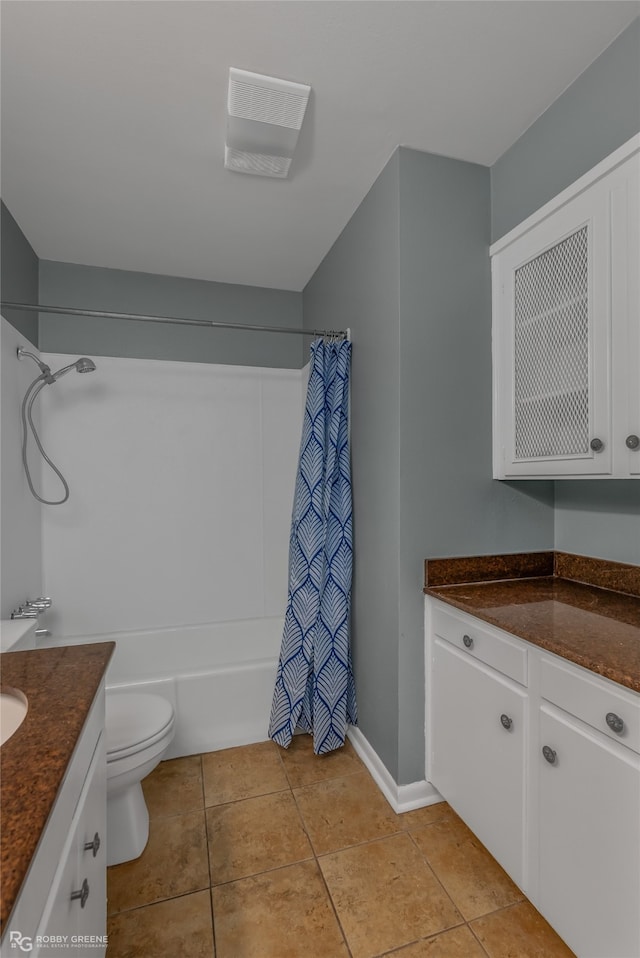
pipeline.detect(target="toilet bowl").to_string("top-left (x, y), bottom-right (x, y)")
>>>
top-left (105, 691), bottom-right (175, 866)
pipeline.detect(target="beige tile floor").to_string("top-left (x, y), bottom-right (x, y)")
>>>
top-left (106, 737), bottom-right (576, 958)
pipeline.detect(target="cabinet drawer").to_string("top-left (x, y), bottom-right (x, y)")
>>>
top-left (430, 602), bottom-right (527, 686)
top-left (540, 655), bottom-right (640, 754)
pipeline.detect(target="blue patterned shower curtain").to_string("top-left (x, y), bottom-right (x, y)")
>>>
top-left (268, 338), bottom-right (357, 755)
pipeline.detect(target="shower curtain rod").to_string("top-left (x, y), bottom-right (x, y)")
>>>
top-left (0, 301), bottom-right (348, 340)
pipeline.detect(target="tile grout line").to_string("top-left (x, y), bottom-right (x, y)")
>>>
top-left (298, 784), bottom-right (355, 958)
top-left (203, 784), bottom-right (290, 810)
top-left (401, 826), bottom-right (536, 958)
top-left (403, 829), bottom-right (470, 937)
top-left (288, 766), bottom-right (369, 791)
top-left (285, 741), bottom-right (376, 957)
top-left (200, 755), bottom-right (214, 890)
top-left (404, 822), bottom-right (527, 921)
top-left (289, 776), bottom-right (356, 958)
top-left (107, 885), bottom-right (213, 918)
top-left (200, 754), bottom-right (219, 958)
top-left (405, 824), bottom-right (471, 918)
top-left (466, 919), bottom-right (493, 958)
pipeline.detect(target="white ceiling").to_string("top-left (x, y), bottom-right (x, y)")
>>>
top-left (1, 1), bottom-right (638, 292)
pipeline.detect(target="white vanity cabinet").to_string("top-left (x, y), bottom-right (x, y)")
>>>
top-left (35, 733), bottom-right (107, 957)
top-left (1, 689), bottom-right (107, 958)
top-left (428, 605), bottom-right (528, 887)
top-left (426, 597), bottom-right (640, 958)
top-left (535, 658), bottom-right (640, 958)
top-left (491, 135), bottom-right (640, 479)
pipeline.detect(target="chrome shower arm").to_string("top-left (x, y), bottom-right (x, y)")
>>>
top-left (17, 346), bottom-right (55, 384)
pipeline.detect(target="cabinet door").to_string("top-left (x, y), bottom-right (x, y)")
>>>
top-left (75, 736), bottom-right (107, 949)
top-left (493, 180), bottom-right (612, 478)
top-left (35, 736), bottom-right (107, 957)
top-left (31, 826), bottom-right (79, 957)
top-left (430, 637), bottom-right (527, 886)
top-left (538, 704), bottom-right (640, 958)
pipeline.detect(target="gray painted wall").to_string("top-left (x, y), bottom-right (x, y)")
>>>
top-left (555, 482), bottom-right (640, 565)
top-left (397, 148), bottom-right (554, 783)
top-left (39, 260), bottom-right (304, 369)
top-left (0, 204), bottom-right (42, 619)
top-left (304, 153), bottom-right (403, 781)
top-left (1, 316), bottom-right (43, 619)
top-left (491, 18), bottom-right (640, 241)
top-left (304, 147), bottom-right (555, 785)
top-left (1, 200), bottom-right (39, 344)
top-left (491, 17), bottom-right (640, 566)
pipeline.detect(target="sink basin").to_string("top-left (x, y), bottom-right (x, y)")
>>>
top-left (0, 688), bottom-right (28, 746)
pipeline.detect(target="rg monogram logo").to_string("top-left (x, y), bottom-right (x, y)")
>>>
top-left (9, 932), bottom-right (33, 952)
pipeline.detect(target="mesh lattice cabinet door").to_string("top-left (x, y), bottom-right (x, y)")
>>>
top-left (513, 226), bottom-right (590, 460)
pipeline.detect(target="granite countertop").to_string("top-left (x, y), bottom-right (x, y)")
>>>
top-left (424, 551), bottom-right (640, 693)
top-left (0, 641), bottom-right (114, 934)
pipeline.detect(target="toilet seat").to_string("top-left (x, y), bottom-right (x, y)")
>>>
top-left (106, 692), bottom-right (175, 762)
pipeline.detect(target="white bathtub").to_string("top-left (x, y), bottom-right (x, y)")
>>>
top-left (41, 617), bottom-right (282, 758)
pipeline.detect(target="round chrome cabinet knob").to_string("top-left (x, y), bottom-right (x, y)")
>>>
top-left (500, 714), bottom-right (513, 731)
top-left (625, 434), bottom-right (640, 450)
top-left (84, 832), bottom-right (101, 857)
top-left (590, 437), bottom-right (605, 453)
top-left (605, 712), bottom-right (625, 734)
top-left (71, 878), bottom-right (90, 908)
top-left (542, 745), bottom-right (557, 765)
top-left (462, 634), bottom-right (474, 649)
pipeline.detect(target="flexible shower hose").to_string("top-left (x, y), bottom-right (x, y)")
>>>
top-left (21, 374), bottom-right (71, 505)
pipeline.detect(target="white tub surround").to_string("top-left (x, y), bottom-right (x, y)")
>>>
top-left (42, 616), bottom-right (282, 757)
top-left (39, 353), bottom-right (304, 639)
top-left (31, 353), bottom-right (305, 755)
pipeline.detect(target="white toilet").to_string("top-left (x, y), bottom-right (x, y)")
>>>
top-left (105, 691), bottom-right (176, 866)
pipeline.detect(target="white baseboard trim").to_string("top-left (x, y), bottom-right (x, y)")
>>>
top-left (347, 725), bottom-right (442, 814)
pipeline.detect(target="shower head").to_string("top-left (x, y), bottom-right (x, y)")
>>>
top-left (75, 358), bottom-right (96, 374)
top-left (18, 347), bottom-right (97, 383)
top-left (51, 357), bottom-right (97, 380)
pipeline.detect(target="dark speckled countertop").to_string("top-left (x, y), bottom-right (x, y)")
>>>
top-left (0, 642), bottom-right (114, 935)
top-left (424, 551), bottom-right (640, 693)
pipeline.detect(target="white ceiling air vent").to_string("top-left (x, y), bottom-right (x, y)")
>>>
top-left (225, 68), bottom-right (311, 178)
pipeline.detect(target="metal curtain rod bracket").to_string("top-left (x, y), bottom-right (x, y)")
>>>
top-left (0, 301), bottom-right (348, 341)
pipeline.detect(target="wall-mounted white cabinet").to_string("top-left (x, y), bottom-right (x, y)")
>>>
top-left (491, 135), bottom-right (640, 479)
top-left (426, 598), bottom-right (640, 958)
